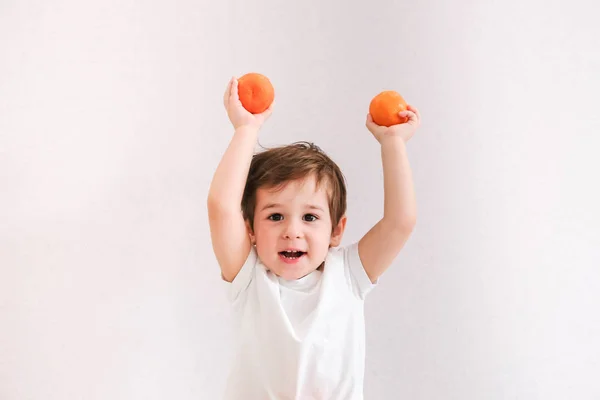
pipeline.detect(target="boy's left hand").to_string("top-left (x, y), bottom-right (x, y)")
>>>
top-left (366, 105), bottom-right (421, 144)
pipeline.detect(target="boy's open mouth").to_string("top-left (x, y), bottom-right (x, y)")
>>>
top-left (278, 250), bottom-right (306, 259)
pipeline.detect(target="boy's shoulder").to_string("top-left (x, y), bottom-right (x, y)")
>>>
top-left (325, 242), bottom-right (377, 299)
top-left (322, 242), bottom-right (359, 278)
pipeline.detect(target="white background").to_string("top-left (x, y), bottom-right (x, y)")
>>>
top-left (1, 0), bottom-right (599, 398)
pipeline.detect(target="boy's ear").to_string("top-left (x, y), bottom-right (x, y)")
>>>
top-left (329, 215), bottom-right (347, 247)
top-left (245, 219), bottom-right (256, 244)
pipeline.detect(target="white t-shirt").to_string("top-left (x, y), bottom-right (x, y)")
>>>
top-left (223, 242), bottom-right (377, 400)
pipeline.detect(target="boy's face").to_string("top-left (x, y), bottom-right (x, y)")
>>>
top-left (248, 174), bottom-right (346, 280)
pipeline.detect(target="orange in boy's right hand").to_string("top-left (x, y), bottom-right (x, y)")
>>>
top-left (368, 90), bottom-right (409, 127)
top-left (237, 73), bottom-right (275, 114)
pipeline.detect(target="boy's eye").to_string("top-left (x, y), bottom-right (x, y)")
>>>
top-left (303, 214), bottom-right (318, 222)
top-left (268, 213), bottom-right (283, 221)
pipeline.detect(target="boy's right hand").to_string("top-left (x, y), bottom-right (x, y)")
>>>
top-left (223, 77), bottom-right (273, 130)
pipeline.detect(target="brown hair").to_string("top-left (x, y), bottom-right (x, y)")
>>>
top-left (242, 141), bottom-right (347, 231)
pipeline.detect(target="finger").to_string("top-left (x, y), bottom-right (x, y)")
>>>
top-left (260, 102), bottom-right (274, 119)
top-left (258, 99), bottom-right (275, 115)
top-left (366, 114), bottom-right (386, 136)
top-left (398, 110), bottom-right (409, 119)
top-left (230, 78), bottom-right (241, 105)
top-left (407, 105), bottom-right (421, 121)
top-left (365, 113), bottom-right (376, 128)
top-left (365, 114), bottom-right (373, 128)
top-left (400, 110), bottom-right (418, 124)
top-left (223, 77), bottom-right (234, 108)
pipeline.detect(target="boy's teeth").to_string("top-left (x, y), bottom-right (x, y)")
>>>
top-left (281, 251), bottom-right (304, 258)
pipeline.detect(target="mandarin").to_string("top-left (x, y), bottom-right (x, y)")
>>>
top-left (369, 90), bottom-right (408, 127)
top-left (237, 73), bottom-right (275, 114)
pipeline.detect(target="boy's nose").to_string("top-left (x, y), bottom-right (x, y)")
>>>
top-left (284, 231), bottom-right (302, 239)
top-left (283, 221), bottom-right (303, 239)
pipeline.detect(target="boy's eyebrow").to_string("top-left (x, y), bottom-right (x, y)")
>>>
top-left (260, 203), bottom-right (280, 211)
top-left (259, 203), bottom-right (325, 212)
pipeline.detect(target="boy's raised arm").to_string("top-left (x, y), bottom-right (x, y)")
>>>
top-left (358, 106), bottom-right (421, 283)
top-left (207, 77), bottom-right (272, 282)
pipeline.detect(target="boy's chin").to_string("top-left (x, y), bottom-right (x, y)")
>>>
top-left (274, 265), bottom-right (318, 281)
top-left (275, 269), bottom-right (306, 281)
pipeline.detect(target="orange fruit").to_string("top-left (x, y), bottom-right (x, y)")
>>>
top-left (369, 90), bottom-right (408, 127)
top-left (237, 73), bottom-right (275, 114)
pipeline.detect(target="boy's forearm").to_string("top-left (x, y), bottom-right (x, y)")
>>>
top-left (207, 126), bottom-right (258, 210)
top-left (380, 136), bottom-right (417, 229)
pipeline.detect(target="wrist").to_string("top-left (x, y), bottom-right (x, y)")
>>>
top-left (379, 134), bottom-right (407, 147)
top-left (234, 124), bottom-right (260, 135)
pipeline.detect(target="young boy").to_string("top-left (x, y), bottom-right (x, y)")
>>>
top-left (207, 77), bottom-right (421, 399)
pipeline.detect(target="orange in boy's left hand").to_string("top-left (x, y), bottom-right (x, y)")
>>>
top-left (237, 73), bottom-right (275, 114)
top-left (369, 90), bottom-right (408, 127)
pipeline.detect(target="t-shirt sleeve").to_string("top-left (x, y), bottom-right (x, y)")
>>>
top-left (221, 246), bottom-right (257, 304)
top-left (342, 241), bottom-right (378, 300)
